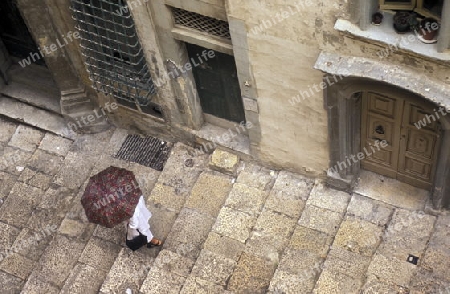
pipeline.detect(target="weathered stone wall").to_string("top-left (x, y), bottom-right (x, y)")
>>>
top-left (223, 0), bottom-right (450, 176)
top-left (28, 0), bottom-right (450, 177)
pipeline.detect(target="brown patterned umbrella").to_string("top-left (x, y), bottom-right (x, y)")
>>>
top-left (81, 166), bottom-right (142, 228)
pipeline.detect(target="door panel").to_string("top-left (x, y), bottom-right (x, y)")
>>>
top-left (187, 43), bottom-right (245, 123)
top-left (361, 92), bottom-right (402, 175)
top-left (361, 92), bottom-right (441, 190)
top-left (397, 101), bottom-right (441, 189)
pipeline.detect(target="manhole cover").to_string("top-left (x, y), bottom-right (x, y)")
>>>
top-left (115, 135), bottom-right (172, 171)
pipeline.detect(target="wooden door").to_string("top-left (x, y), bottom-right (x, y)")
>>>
top-left (187, 43), bottom-right (245, 123)
top-left (361, 91), bottom-right (441, 189)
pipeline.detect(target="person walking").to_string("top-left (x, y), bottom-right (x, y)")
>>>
top-left (126, 195), bottom-right (162, 250)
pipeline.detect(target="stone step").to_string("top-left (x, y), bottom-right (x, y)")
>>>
top-left (7, 62), bottom-right (60, 96)
top-left (98, 143), bottom-right (210, 293)
top-left (1, 81), bottom-right (61, 114)
top-left (0, 96), bottom-right (77, 140)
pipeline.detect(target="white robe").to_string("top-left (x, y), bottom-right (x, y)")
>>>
top-left (126, 196), bottom-right (153, 243)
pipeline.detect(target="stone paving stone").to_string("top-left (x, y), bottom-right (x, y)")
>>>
top-left (288, 225), bottom-right (333, 257)
top-left (108, 128), bottom-right (128, 156)
top-left (366, 253), bottom-right (417, 287)
top-left (298, 205), bottom-right (343, 235)
top-left (236, 161), bottom-right (277, 191)
top-left (69, 129), bottom-right (115, 156)
top-left (0, 182), bottom-right (43, 228)
top-left (8, 125), bottom-right (44, 152)
top-left (333, 217), bottom-right (383, 257)
top-left (209, 148), bottom-right (240, 176)
top-left (79, 237), bottom-right (121, 271)
top-left (39, 133), bottom-right (73, 157)
top-left (271, 171), bottom-right (315, 201)
top-left (212, 207), bottom-right (256, 243)
top-left (361, 274), bottom-right (410, 294)
top-left (252, 208), bottom-right (297, 243)
top-left (21, 277), bottom-right (60, 294)
top-left (244, 209), bottom-right (297, 262)
top-left (277, 248), bottom-right (323, 277)
top-left (128, 162), bottom-right (161, 196)
top-left (269, 269), bottom-right (317, 294)
top-left (60, 263), bottom-right (107, 294)
top-left (93, 223), bottom-right (126, 246)
top-left (0, 171), bottom-right (17, 202)
top-left (347, 194), bottom-right (394, 226)
top-left (191, 249), bottom-right (237, 286)
top-left (181, 276), bottom-right (226, 294)
top-left (0, 252), bottom-right (35, 280)
top-left (37, 185), bottom-right (74, 212)
top-left (421, 246), bottom-right (450, 281)
top-left (224, 182), bottom-right (268, 216)
top-left (0, 221), bottom-right (21, 255)
top-left (322, 247), bottom-right (371, 279)
top-left (164, 208), bottom-right (215, 250)
top-left (27, 186), bottom-right (74, 230)
top-left (306, 181), bottom-right (351, 213)
top-left (378, 209), bottom-right (436, 261)
top-left (152, 249), bottom-right (195, 277)
top-left (25, 207), bottom-right (66, 233)
top-left (409, 268), bottom-right (450, 294)
top-left (158, 143), bottom-right (208, 196)
top-left (185, 172), bottom-right (233, 218)
top-left (264, 189), bottom-right (306, 219)
top-left (0, 147), bottom-right (33, 176)
top-left (0, 270), bottom-right (24, 293)
top-left (140, 267), bottom-right (186, 294)
top-left (53, 151), bottom-right (97, 190)
top-left (428, 214), bottom-right (450, 249)
top-left (163, 239), bottom-right (202, 261)
top-left (146, 202), bottom-right (179, 241)
top-left (203, 232), bottom-right (245, 262)
top-left (17, 168), bottom-right (52, 190)
top-left (0, 118), bottom-right (18, 143)
top-left (228, 252), bottom-right (277, 293)
top-left (27, 149), bottom-right (64, 175)
top-left (58, 218), bottom-right (96, 242)
top-left (10, 227), bottom-right (57, 262)
top-left (89, 154), bottom-right (132, 176)
top-left (99, 248), bottom-right (154, 294)
top-left (30, 234), bottom-right (86, 287)
top-left (244, 235), bottom-right (283, 265)
top-left (313, 269), bottom-right (363, 294)
top-left (149, 182), bottom-right (187, 211)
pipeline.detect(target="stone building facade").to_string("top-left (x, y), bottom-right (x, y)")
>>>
top-left (0, 0), bottom-right (449, 208)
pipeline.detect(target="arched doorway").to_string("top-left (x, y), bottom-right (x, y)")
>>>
top-left (325, 78), bottom-right (450, 209)
top-left (360, 90), bottom-right (442, 190)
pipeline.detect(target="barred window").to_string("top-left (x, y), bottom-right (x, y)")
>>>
top-left (172, 7), bottom-right (231, 40)
top-left (70, 0), bottom-right (160, 114)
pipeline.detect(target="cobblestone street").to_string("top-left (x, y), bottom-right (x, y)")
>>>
top-left (0, 117), bottom-right (449, 294)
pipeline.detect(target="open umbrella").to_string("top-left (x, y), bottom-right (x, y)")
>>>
top-left (81, 166), bottom-right (142, 228)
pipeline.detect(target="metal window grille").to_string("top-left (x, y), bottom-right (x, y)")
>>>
top-left (172, 7), bottom-right (231, 40)
top-left (70, 0), bottom-right (157, 107)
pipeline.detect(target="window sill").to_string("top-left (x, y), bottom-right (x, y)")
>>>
top-left (335, 15), bottom-right (450, 62)
top-left (171, 27), bottom-right (233, 55)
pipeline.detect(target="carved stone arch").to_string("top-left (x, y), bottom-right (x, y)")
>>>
top-left (325, 77), bottom-right (450, 209)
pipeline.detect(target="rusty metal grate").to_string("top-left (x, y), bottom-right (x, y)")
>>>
top-left (70, 0), bottom-right (157, 108)
top-left (172, 7), bottom-right (231, 40)
top-left (115, 135), bottom-right (172, 171)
